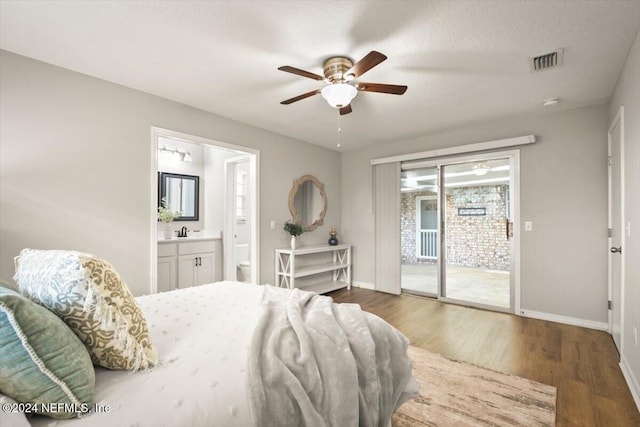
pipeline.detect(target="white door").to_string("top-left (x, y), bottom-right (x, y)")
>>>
top-left (416, 196), bottom-right (438, 260)
top-left (608, 107), bottom-right (624, 352)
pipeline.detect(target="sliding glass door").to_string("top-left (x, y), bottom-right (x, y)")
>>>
top-left (400, 167), bottom-right (439, 297)
top-left (441, 159), bottom-right (512, 309)
top-left (400, 153), bottom-right (517, 313)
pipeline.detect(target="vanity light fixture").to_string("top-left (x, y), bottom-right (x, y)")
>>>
top-left (158, 146), bottom-right (193, 163)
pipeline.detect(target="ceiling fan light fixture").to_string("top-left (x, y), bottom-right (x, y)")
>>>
top-left (278, 51), bottom-right (405, 114)
top-left (321, 83), bottom-right (357, 108)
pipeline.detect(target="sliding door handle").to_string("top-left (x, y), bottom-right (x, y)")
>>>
top-left (506, 220), bottom-right (514, 239)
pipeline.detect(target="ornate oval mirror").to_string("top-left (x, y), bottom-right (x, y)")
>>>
top-left (288, 175), bottom-right (327, 232)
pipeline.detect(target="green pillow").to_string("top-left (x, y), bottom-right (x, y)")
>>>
top-left (0, 286), bottom-right (95, 419)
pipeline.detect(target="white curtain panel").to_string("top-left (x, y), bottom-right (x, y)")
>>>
top-left (373, 162), bottom-right (401, 295)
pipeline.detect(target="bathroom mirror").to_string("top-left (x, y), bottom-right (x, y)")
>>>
top-left (288, 175), bottom-right (327, 232)
top-left (159, 172), bottom-right (199, 221)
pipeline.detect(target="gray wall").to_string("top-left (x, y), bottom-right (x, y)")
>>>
top-left (0, 50), bottom-right (341, 295)
top-left (609, 30), bottom-right (640, 398)
top-left (342, 104), bottom-right (609, 323)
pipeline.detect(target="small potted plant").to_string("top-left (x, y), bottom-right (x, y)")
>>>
top-left (158, 197), bottom-right (182, 239)
top-left (284, 220), bottom-right (306, 250)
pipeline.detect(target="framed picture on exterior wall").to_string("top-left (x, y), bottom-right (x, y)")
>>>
top-left (458, 207), bottom-right (486, 216)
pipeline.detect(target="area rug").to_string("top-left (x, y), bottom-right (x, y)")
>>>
top-left (393, 346), bottom-right (557, 426)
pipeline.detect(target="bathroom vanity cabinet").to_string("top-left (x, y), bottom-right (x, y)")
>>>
top-left (157, 237), bottom-right (222, 292)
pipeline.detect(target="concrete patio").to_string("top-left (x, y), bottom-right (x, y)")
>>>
top-left (401, 263), bottom-right (510, 308)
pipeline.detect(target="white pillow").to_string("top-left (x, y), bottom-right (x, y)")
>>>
top-left (14, 249), bottom-right (158, 371)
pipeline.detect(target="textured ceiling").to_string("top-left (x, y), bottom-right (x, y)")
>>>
top-left (1, 1), bottom-right (638, 151)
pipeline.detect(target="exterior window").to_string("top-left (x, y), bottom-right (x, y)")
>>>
top-left (236, 171), bottom-right (247, 223)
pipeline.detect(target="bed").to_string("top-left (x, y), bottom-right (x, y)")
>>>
top-left (4, 276), bottom-right (418, 427)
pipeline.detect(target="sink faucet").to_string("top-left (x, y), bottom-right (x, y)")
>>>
top-left (178, 226), bottom-right (188, 238)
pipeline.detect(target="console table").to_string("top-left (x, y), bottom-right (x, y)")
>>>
top-left (275, 244), bottom-right (351, 294)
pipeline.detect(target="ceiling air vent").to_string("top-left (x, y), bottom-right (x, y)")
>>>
top-left (529, 48), bottom-right (564, 72)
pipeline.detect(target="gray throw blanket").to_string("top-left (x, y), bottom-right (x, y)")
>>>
top-left (247, 286), bottom-right (418, 427)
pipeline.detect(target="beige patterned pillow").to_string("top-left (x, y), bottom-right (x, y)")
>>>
top-left (13, 249), bottom-right (158, 371)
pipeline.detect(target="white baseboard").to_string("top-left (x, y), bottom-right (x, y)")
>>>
top-left (520, 309), bottom-right (608, 331)
top-left (620, 355), bottom-right (640, 411)
top-left (352, 281), bottom-right (375, 290)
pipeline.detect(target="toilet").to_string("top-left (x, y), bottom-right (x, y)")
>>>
top-left (235, 243), bottom-right (251, 283)
top-left (237, 260), bottom-right (251, 283)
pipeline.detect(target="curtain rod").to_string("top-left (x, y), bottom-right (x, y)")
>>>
top-left (370, 135), bottom-right (536, 165)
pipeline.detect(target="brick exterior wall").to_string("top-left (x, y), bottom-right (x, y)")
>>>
top-left (401, 185), bottom-right (510, 271)
top-left (445, 185), bottom-right (510, 271)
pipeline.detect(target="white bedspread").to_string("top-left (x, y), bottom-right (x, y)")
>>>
top-left (29, 281), bottom-right (417, 427)
top-left (31, 281), bottom-right (263, 427)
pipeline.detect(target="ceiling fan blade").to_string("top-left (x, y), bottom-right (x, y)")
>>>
top-left (345, 51), bottom-right (387, 78)
top-left (356, 82), bottom-right (407, 95)
top-left (339, 104), bottom-right (352, 115)
top-left (278, 66), bottom-right (325, 81)
top-left (280, 89), bottom-right (320, 105)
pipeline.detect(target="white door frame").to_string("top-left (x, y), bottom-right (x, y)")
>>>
top-left (607, 106), bottom-right (625, 351)
top-left (150, 127), bottom-right (260, 293)
top-left (224, 158), bottom-right (238, 281)
top-left (401, 149), bottom-right (521, 314)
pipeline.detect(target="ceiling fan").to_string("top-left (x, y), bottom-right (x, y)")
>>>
top-left (278, 51), bottom-right (407, 115)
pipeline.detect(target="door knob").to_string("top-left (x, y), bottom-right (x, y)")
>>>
top-left (610, 247), bottom-right (622, 254)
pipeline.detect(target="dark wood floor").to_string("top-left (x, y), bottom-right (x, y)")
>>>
top-left (328, 287), bottom-right (640, 426)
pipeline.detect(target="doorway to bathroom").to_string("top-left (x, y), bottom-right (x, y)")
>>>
top-left (150, 127), bottom-right (259, 293)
